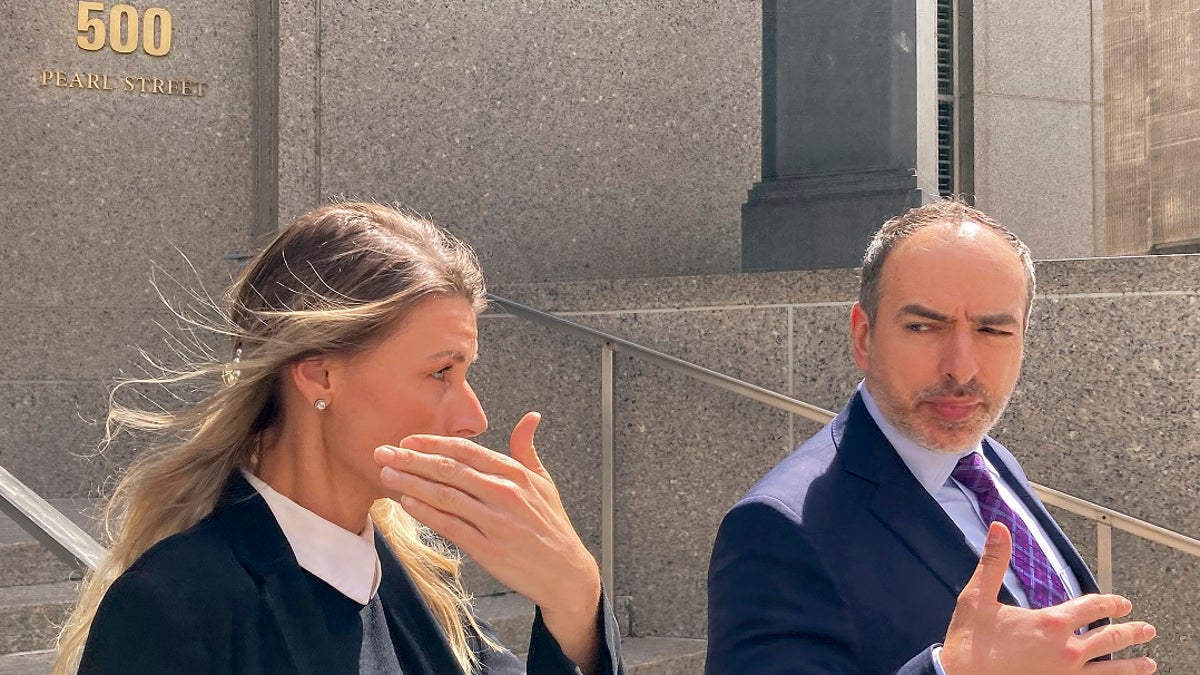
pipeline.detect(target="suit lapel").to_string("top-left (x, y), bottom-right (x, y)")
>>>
top-left (836, 393), bottom-right (1020, 605)
top-left (213, 473), bottom-right (344, 675)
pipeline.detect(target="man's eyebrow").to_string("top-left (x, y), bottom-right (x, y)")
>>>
top-left (976, 313), bottom-right (1019, 327)
top-left (897, 304), bottom-right (948, 322)
top-left (896, 304), bottom-right (1019, 327)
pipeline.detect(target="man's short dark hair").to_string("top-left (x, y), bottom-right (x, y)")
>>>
top-left (859, 198), bottom-right (1036, 326)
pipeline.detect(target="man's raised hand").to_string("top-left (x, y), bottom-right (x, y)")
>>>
top-left (940, 522), bottom-right (1157, 675)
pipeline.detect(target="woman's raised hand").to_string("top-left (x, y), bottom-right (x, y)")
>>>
top-left (375, 412), bottom-right (602, 672)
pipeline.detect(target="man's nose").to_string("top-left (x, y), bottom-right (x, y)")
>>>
top-left (940, 326), bottom-right (980, 385)
top-left (451, 382), bottom-right (488, 438)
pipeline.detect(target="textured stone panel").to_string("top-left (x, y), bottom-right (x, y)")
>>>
top-left (973, 95), bottom-right (1095, 258)
top-left (1149, 139), bottom-right (1200, 247)
top-left (491, 268), bottom-right (861, 314)
top-left (578, 308), bottom-right (791, 389)
top-left (277, 0), bottom-right (320, 227)
top-left (1104, 160), bottom-right (1152, 255)
top-left (1104, 18), bottom-right (1148, 165)
top-left (1146, 11), bottom-right (1200, 118)
top-left (1, 307), bottom-right (211, 382)
top-left (0, 382), bottom-right (130, 498)
top-left (613, 368), bottom-right (788, 638)
top-left (0, 0), bottom-right (255, 307)
top-left (790, 305), bottom-right (860, 415)
top-left (1033, 252), bottom-right (1200, 296)
top-left (1106, 0), bottom-right (1147, 12)
top-left (1090, 7), bottom-right (1105, 107)
top-left (315, 1), bottom-right (760, 284)
top-left (1148, 108), bottom-right (1200, 149)
top-left (974, 0), bottom-right (1092, 102)
top-left (1001, 294), bottom-right (1200, 537)
top-left (1105, 12), bottom-right (1145, 48)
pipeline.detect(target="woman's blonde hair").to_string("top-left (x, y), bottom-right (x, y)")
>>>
top-left (54, 202), bottom-right (491, 674)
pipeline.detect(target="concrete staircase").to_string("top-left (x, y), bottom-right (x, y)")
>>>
top-left (0, 503), bottom-right (705, 674)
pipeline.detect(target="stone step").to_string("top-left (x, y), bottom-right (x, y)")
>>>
top-left (0, 543), bottom-right (76, 589)
top-left (0, 582), bottom-right (76, 655)
top-left (516, 636), bottom-right (707, 675)
top-left (623, 637), bottom-right (707, 675)
top-left (472, 591), bottom-right (538, 651)
top-left (481, 592), bottom-right (705, 674)
top-left (0, 649), bottom-right (54, 675)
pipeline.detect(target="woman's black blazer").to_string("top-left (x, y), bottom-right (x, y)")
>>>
top-left (78, 473), bottom-right (625, 675)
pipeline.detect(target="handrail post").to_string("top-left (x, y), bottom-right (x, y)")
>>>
top-left (1096, 518), bottom-right (1113, 594)
top-left (600, 343), bottom-right (615, 594)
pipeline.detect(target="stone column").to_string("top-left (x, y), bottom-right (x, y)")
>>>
top-left (742, 0), bottom-right (940, 271)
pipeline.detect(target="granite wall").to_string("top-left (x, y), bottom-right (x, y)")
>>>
top-left (970, 0), bottom-right (1105, 258)
top-left (0, 1), bottom-right (254, 495)
top-left (479, 253), bottom-right (1199, 670)
top-left (277, 0), bottom-right (763, 284)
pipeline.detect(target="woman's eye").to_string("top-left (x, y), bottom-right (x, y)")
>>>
top-left (432, 367), bottom-right (450, 381)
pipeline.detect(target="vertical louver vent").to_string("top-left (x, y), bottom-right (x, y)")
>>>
top-left (936, 0), bottom-right (955, 196)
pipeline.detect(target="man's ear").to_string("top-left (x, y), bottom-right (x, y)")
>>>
top-left (850, 302), bottom-right (871, 373)
top-left (290, 356), bottom-right (334, 408)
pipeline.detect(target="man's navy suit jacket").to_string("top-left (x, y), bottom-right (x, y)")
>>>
top-left (706, 391), bottom-right (1099, 675)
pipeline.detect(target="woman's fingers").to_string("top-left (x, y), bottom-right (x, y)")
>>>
top-left (381, 436), bottom-right (518, 474)
top-left (383, 463), bottom-right (525, 563)
top-left (378, 447), bottom-right (529, 517)
top-left (396, 493), bottom-right (489, 552)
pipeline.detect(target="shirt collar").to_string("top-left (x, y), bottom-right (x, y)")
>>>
top-left (858, 382), bottom-right (980, 496)
top-left (242, 469), bottom-right (382, 605)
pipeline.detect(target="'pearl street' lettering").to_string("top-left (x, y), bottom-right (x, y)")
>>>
top-left (39, 69), bottom-right (205, 98)
top-left (122, 75), bottom-right (204, 97)
top-left (40, 70), bottom-right (115, 90)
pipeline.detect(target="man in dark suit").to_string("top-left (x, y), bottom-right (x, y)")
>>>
top-left (707, 201), bottom-right (1158, 675)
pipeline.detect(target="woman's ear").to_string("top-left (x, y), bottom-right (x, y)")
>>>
top-left (290, 357), bottom-right (334, 408)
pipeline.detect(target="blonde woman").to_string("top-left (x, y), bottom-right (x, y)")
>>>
top-left (53, 203), bottom-right (623, 675)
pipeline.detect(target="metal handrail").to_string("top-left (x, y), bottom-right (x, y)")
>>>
top-left (487, 296), bottom-right (833, 425)
top-left (488, 294), bottom-right (1200, 595)
top-left (2, 295), bottom-right (1196, 592)
top-left (0, 464), bottom-right (105, 572)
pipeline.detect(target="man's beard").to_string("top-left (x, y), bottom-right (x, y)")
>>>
top-left (869, 376), bottom-right (1011, 453)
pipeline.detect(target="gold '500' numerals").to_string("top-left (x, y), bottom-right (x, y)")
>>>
top-left (76, 2), bottom-right (172, 57)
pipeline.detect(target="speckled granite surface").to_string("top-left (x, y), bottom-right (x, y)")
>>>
top-left (1, 1), bottom-right (252, 499)
top-left (278, 0), bottom-right (761, 283)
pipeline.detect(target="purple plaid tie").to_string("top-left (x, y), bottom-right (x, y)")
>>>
top-left (952, 452), bottom-right (1069, 609)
